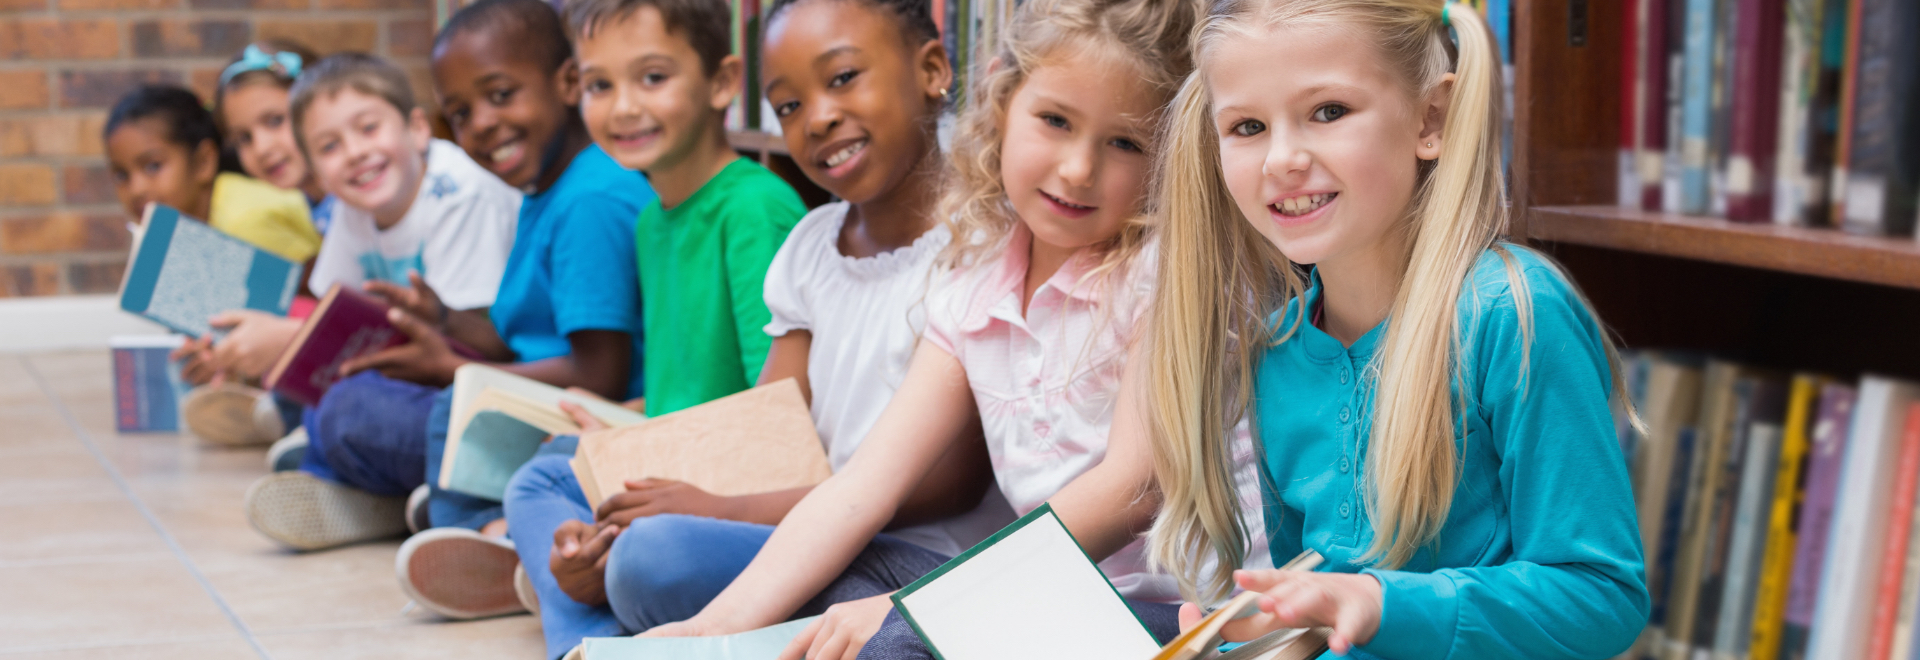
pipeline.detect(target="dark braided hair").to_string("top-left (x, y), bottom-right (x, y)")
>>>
top-left (767, 0), bottom-right (940, 46)
top-left (434, 0), bottom-right (573, 73)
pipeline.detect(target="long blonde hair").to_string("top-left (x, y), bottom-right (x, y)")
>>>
top-left (936, 0), bottom-right (1200, 274)
top-left (1145, 0), bottom-right (1636, 602)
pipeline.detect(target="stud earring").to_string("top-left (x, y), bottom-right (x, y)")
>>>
top-left (1426, 142), bottom-right (1434, 148)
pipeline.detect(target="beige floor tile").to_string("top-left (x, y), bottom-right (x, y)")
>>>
top-left (0, 404), bottom-right (82, 455)
top-left (0, 448), bottom-right (123, 505)
top-left (0, 636), bottom-right (257, 659)
top-left (0, 498), bottom-right (170, 564)
top-left (0, 557), bottom-right (241, 651)
top-left (257, 616), bottom-right (544, 660)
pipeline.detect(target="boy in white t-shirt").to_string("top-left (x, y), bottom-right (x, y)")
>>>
top-left (241, 52), bottom-right (522, 551)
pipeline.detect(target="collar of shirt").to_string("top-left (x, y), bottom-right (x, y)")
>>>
top-left (1279, 267), bottom-right (1387, 366)
top-left (957, 224), bottom-right (1109, 334)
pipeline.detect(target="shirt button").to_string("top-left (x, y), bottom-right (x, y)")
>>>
top-left (1339, 457), bottom-right (1349, 473)
top-left (1339, 368), bottom-right (1350, 384)
top-left (1339, 407), bottom-right (1350, 423)
top-left (1339, 501), bottom-right (1351, 518)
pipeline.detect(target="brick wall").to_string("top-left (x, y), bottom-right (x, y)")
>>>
top-left (0, 0), bottom-right (436, 296)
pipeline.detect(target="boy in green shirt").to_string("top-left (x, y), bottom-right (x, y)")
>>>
top-left (569, 0), bottom-right (805, 415)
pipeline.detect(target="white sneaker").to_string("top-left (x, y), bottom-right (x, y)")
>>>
top-left (395, 527), bottom-right (526, 620)
top-left (244, 472), bottom-right (407, 551)
top-left (265, 427), bottom-right (308, 472)
top-left (405, 484), bottom-right (431, 535)
top-left (182, 383), bottom-right (282, 446)
top-left (513, 563), bottom-right (540, 616)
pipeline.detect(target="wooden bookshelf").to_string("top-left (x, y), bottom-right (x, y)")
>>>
top-left (728, 130), bottom-right (789, 158)
top-left (726, 129), bottom-right (832, 208)
top-left (1528, 206), bottom-right (1920, 291)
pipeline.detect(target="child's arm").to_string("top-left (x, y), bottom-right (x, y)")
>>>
top-left (1045, 347), bottom-right (1162, 560)
top-left (650, 341), bottom-right (981, 636)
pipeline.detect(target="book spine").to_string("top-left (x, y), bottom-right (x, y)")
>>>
top-left (1771, 0), bottom-right (1823, 224)
top-left (1705, 0), bottom-right (1740, 217)
top-left (1869, 402), bottom-right (1920, 659)
top-left (1622, 0), bottom-right (1643, 208)
top-left (1780, 383), bottom-right (1859, 660)
top-left (1715, 421), bottom-right (1784, 657)
top-left (1891, 406), bottom-right (1920, 660)
top-left (1642, 0), bottom-right (1674, 209)
top-left (1654, 427), bottom-right (1703, 631)
top-left (1679, 0), bottom-right (1719, 214)
top-left (1694, 377), bottom-right (1759, 655)
top-left (1807, 377), bottom-right (1909, 660)
top-left (112, 347), bottom-right (141, 432)
top-left (1800, 0), bottom-right (1850, 225)
top-left (1836, 0), bottom-right (1904, 235)
top-left (1749, 376), bottom-right (1822, 660)
top-left (1826, 0), bottom-right (1866, 224)
top-left (1725, 0), bottom-right (1786, 221)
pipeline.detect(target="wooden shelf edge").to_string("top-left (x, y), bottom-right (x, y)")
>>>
top-left (1527, 205), bottom-right (1920, 291)
top-left (727, 129), bottom-right (789, 157)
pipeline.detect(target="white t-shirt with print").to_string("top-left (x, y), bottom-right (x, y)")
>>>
top-left (308, 139), bottom-right (521, 311)
top-left (762, 202), bottom-right (1018, 557)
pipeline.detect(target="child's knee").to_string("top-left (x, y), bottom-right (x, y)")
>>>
top-left (504, 454), bottom-right (580, 505)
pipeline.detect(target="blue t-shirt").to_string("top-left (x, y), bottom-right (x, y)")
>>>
top-left (489, 145), bottom-right (654, 399)
top-left (1252, 245), bottom-right (1648, 659)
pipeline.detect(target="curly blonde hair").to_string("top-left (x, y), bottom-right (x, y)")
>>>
top-left (936, 0), bottom-right (1202, 278)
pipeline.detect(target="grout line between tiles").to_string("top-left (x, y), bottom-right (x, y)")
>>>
top-left (21, 355), bottom-right (275, 660)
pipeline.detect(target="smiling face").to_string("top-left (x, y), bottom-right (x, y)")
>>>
top-left (761, 0), bottom-right (945, 204)
top-left (998, 48), bottom-right (1160, 253)
top-left (299, 88), bottom-right (433, 225)
top-left (433, 28), bottom-right (574, 188)
top-left (1209, 24), bottom-right (1431, 269)
top-left (106, 118), bottom-right (219, 221)
top-left (576, 6), bottom-right (733, 174)
top-left (220, 83), bottom-right (314, 195)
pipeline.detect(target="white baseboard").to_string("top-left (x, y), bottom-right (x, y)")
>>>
top-left (0, 295), bottom-right (170, 353)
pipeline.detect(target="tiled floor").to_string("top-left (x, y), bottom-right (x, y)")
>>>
top-left (0, 351), bottom-right (545, 659)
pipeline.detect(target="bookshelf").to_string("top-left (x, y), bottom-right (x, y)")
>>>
top-left (728, 129), bottom-right (833, 208)
top-left (1511, 0), bottom-right (1920, 381)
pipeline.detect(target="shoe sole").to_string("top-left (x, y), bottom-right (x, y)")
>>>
top-left (244, 473), bottom-right (407, 551)
top-left (184, 385), bottom-right (274, 446)
top-left (265, 428), bottom-right (308, 473)
top-left (396, 529), bottom-right (525, 620)
top-left (513, 563), bottom-right (539, 616)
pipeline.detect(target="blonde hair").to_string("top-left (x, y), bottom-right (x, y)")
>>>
top-left (936, 0), bottom-right (1200, 274)
top-left (1145, 0), bottom-right (1638, 602)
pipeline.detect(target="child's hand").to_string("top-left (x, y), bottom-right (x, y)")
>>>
top-left (549, 519), bottom-right (617, 606)
top-left (1220, 570), bottom-right (1383, 654)
top-left (594, 479), bottom-right (736, 527)
top-left (777, 593), bottom-right (895, 660)
top-left (364, 273), bottom-right (447, 330)
top-left (337, 308), bottom-right (466, 386)
top-left (205, 311), bottom-right (302, 379)
top-left (172, 336), bottom-right (219, 385)
top-left (559, 399), bottom-right (611, 433)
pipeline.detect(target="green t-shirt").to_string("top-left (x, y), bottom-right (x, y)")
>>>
top-left (636, 158), bottom-right (805, 416)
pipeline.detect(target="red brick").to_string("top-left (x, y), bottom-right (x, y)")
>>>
top-left (0, 0), bottom-right (49, 12)
top-left (0, 163), bottom-right (56, 205)
top-left (1, 211), bottom-right (128, 254)
top-left (188, 0), bottom-right (301, 10)
top-left (68, 259), bottom-right (125, 294)
top-left (58, 0), bottom-right (177, 10)
top-left (0, 113), bottom-right (107, 157)
top-left (60, 162), bottom-right (114, 205)
top-left (189, 66), bottom-right (220, 102)
top-left (59, 69), bottom-right (183, 109)
top-left (0, 262), bottom-right (62, 296)
top-left (387, 18), bottom-right (432, 58)
top-left (131, 19), bottom-right (251, 58)
top-left (0, 19), bottom-right (119, 60)
top-left (0, 70), bottom-right (49, 110)
top-left (257, 20), bottom-right (378, 56)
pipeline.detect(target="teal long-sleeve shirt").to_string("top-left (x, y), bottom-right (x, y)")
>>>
top-left (1251, 245), bottom-right (1649, 660)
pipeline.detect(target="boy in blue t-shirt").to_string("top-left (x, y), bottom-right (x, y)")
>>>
top-left (243, 0), bottom-right (654, 616)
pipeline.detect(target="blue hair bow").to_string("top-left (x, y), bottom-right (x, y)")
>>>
top-left (219, 44), bottom-right (303, 87)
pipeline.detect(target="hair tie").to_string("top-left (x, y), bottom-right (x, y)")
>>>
top-left (1440, 2), bottom-right (1452, 25)
top-left (219, 44), bottom-right (303, 87)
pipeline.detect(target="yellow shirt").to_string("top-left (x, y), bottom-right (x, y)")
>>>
top-left (207, 172), bottom-right (322, 263)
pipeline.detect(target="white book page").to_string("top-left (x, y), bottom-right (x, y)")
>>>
top-left (897, 510), bottom-right (1159, 660)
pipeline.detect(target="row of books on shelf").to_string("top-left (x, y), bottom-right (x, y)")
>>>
top-left (1618, 352), bottom-right (1920, 660)
top-left (1615, 0), bottom-right (1920, 236)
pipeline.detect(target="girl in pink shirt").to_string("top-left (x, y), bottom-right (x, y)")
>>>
top-left (646, 1), bottom-right (1268, 658)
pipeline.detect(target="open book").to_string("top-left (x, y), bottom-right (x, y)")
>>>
top-left (118, 202), bottom-right (300, 338)
top-left (892, 505), bottom-right (1330, 660)
top-left (580, 616), bottom-right (818, 659)
top-left (569, 378), bottom-right (829, 506)
top-left (436, 364), bottom-right (648, 500)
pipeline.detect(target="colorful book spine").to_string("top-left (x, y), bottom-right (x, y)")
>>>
top-left (109, 335), bottom-right (190, 433)
top-left (1801, 0), bottom-right (1851, 226)
top-left (1834, 0), bottom-right (1920, 236)
top-left (1621, 0), bottom-right (1644, 208)
top-left (1694, 374), bottom-right (1762, 655)
top-left (1724, 0), bottom-right (1786, 221)
top-left (1770, 0), bottom-right (1825, 224)
top-left (1678, 0), bottom-right (1719, 214)
top-left (1870, 402), bottom-right (1920, 659)
top-left (1705, 0), bottom-right (1740, 217)
top-left (1714, 418), bottom-right (1784, 659)
top-left (1825, 0), bottom-right (1866, 223)
top-left (1779, 382), bottom-right (1857, 660)
top-left (1748, 375), bottom-right (1824, 660)
top-left (1640, 0), bottom-right (1674, 210)
top-left (1805, 376), bottom-right (1920, 660)
top-left (1653, 427), bottom-right (1700, 636)
top-left (1668, 361), bottom-right (1741, 660)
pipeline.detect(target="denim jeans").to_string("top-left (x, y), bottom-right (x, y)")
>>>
top-left (856, 598), bottom-right (1182, 659)
top-left (504, 454), bottom-right (953, 660)
top-left (298, 371), bottom-right (438, 496)
top-left (421, 387), bottom-right (576, 531)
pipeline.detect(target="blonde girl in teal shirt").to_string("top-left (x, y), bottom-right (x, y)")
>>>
top-left (1141, 1), bottom-right (1648, 658)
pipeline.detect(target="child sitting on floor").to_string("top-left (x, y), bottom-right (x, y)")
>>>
top-left (241, 52), bottom-right (522, 554)
top-left (502, 0), bottom-right (1015, 654)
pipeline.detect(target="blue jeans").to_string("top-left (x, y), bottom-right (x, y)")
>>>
top-left (422, 388), bottom-right (577, 531)
top-left (298, 371), bottom-right (438, 496)
top-left (504, 454), bottom-right (953, 660)
top-left (857, 598), bottom-right (1182, 659)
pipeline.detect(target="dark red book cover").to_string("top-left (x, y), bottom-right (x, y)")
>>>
top-left (1642, 0), bottom-right (1676, 210)
top-left (264, 285), bottom-right (481, 405)
top-left (1726, 0), bottom-right (1787, 221)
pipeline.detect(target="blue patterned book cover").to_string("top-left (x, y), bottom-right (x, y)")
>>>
top-left (110, 335), bottom-right (192, 433)
top-left (118, 203), bottom-right (301, 337)
top-left (1679, 0), bottom-right (1719, 214)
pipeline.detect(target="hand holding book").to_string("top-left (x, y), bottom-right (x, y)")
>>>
top-left (1188, 567), bottom-right (1382, 656)
top-left (337, 306), bottom-right (470, 387)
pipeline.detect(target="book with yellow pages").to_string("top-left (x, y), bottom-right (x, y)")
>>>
top-left (568, 378), bottom-right (829, 506)
top-left (891, 504), bottom-right (1329, 660)
top-left (438, 364), bottom-right (648, 500)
